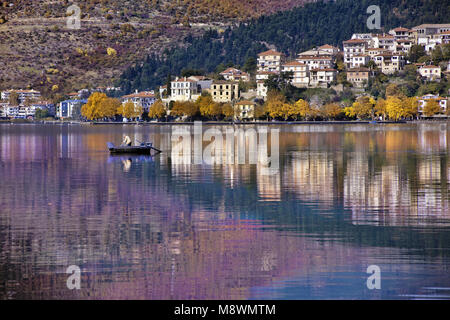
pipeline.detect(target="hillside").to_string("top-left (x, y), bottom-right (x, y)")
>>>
top-left (0, 0), bottom-right (313, 100)
top-left (117, 0), bottom-right (450, 93)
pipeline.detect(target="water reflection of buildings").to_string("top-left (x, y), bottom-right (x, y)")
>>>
top-left (344, 127), bottom-right (449, 226)
top-left (1, 124), bottom-right (450, 299)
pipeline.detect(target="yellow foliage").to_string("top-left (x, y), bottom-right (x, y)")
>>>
top-left (423, 99), bottom-right (441, 117)
top-left (117, 101), bottom-right (143, 119)
top-left (322, 103), bottom-right (342, 120)
top-left (51, 84), bottom-right (59, 91)
top-left (148, 100), bottom-right (166, 119)
top-left (293, 99), bottom-right (311, 120)
top-left (107, 47), bottom-right (117, 56)
top-left (385, 96), bottom-right (406, 121)
top-left (82, 92), bottom-right (121, 120)
top-left (351, 96), bottom-right (375, 119)
top-left (222, 103), bottom-right (234, 119)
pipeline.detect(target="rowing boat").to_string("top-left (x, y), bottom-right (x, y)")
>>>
top-left (107, 142), bottom-right (161, 154)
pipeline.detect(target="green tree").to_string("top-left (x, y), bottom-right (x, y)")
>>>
top-left (407, 45), bottom-right (426, 63)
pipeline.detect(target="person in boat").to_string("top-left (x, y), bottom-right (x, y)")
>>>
top-left (121, 135), bottom-right (132, 146)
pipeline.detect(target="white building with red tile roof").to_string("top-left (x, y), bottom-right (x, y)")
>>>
top-left (418, 65), bottom-right (442, 80)
top-left (257, 49), bottom-right (285, 73)
top-left (121, 90), bottom-right (156, 112)
top-left (220, 68), bottom-right (250, 82)
top-left (282, 61), bottom-right (309, 88)
top-left (170, 77), bottom-right (200, 102)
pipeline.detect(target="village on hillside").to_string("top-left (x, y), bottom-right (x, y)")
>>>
top-left (1, 23), bottom-right (450, 122)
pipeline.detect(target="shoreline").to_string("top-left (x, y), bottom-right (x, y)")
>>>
top-left (2, 120), bottom-right (449, 125)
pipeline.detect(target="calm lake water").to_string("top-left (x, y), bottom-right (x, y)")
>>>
top-left (0, 123), bottom-right (449, 300)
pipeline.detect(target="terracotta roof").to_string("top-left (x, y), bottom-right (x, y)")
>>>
top-left (413, 24), bottom-right (450, 30)
top-left (258, 49), bottom-right (284, 56)
top-left (421, 65), bottom-right (440, 69)
top-left (122, 92), bottom-right (155, 99)
top-left (297, 55), bottom-right (333, 60)
top-left (220, 67), bottom-right (242, 74)
top-left (377, 35), bottom-right (395, 39)
top-left (392, 27), bottom-right (411, 32)
top-left (310, 68), bottom-right (337, 72)
top-left (283, 61), bottom-right (306, 67)
top-left (318, 44), bottom-right (334, 49)
top-left (343, 39), bottom-right (367, 44)
top-left (172, 78), bottom-right (196, 83)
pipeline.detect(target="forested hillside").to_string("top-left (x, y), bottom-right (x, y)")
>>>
top-left (117, 0), bottom-right (450, 93)
top-left (0, 0), bottom-right (313, 99)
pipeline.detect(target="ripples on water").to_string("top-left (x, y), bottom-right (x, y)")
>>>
top-left (0, 123), bottom-right (449, 300)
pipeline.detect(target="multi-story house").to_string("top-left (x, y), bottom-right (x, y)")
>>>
top-left (282, 61), bottom-right (309, 88)
top-left (220, 68), bottom-right (250, 82)
top-left (234, 101), bottom-right (256, 121)
top-left (257, 50), bottom-right (285, 73)
top-left (210, 81), bottom-right (240, 103)
top-left (31, 101), bottom-right (55, 116)
top-left (411, 24), bottom-right (450, 51)
top-left (121, 91), bottom-right (156, 113)
top-left (372, 53), bottom-right (405, 74)
top-left (170, 77), bottom-right (200, 102)
top-left (317, 44), bottom-right (340, 56)
top-left (351, 33), bottom-right (376, 47)
top-left (388, 27), bottom-right (412, 41)
top-left (395, 39), bottom-right (413, 54)
top-left (296, 55), bottom-right (334, 70)
top-left (418, 65), bottom-right (442, 81)
top-left (1, 89), bottom-right (41, 104)
top-left (343, 39), bottom-right (368, 68)
top-left (309, 68), bottom-right (337, 87)
top-left (350, 54), bottom-right (370, 68)
top-left (298, 45), bottom-right (339, 57)
top-left (57, 99), bottom-right (88, 119)
top-left (417, 94), bottom-right (448, 116)
top-left (376, 35), bottom-right (396, 52)
top-left (346, 67), bottom-right (371, 88)
top-left (366, 48), bottom-right (390, 58)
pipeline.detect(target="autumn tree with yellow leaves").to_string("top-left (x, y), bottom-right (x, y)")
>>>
top-left (117, 101), bottom-right (143, 120)
top-left (197, 94), bottom-right (221, 120)
top-left (422, 99), bottom-right (441, 117)
top-left (348, 96), bottom-right (376, 120)
top-left (292, 99), bottom-right (312, 120)
top-left (222, 103), bottom-right (235, 120)
top-left (385, 96), bottom-right (405, 121)
top-left (148, 99), bottom-right (166, 119)
top-left (81, 92), bottom-right (121, 120)
top-left (321, 103), bottom-right (343, 120)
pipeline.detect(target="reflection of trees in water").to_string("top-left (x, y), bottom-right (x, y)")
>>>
top-left (0, 124), bottom-right (449, 299)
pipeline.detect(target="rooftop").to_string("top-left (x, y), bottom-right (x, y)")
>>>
top-left (412, 24), bottom-right (450, 30)
top-left (258, 49), bottom-right (284, 56)
top-left (283, 61), bottom-right (306, 66)
top-left (122, 92), bottom-right (156, 99)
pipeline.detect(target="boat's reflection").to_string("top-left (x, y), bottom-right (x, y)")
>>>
top-left (107, 155), bottom-right (154, 172)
